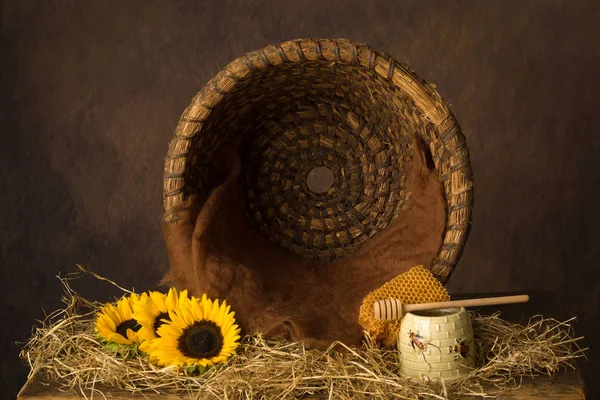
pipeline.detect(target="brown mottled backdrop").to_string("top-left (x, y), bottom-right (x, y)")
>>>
top-left (2, 0), bottom-right (599, 398)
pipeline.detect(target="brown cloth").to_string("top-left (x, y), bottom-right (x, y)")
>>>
top-left (161, 139), bottom-right (446, 349)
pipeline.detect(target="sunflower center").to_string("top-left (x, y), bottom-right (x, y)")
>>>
top-left (178, 320), bottom-right (224, 359)
top-left (153, 312), bottom-right (171, 333)
top-left (116, 319), bottom-right (141, 337)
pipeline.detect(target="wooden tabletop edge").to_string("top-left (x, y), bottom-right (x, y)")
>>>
top-left (18, 369), bottom-right (585, 400)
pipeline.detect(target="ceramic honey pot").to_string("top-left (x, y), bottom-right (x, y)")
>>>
top-left (398, 307), bottom-right (475, 381)
top-left (371, 294), bottom-right (529, 380)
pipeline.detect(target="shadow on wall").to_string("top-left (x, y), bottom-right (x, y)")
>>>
top-left (0, 29), bottom-right (168, 397)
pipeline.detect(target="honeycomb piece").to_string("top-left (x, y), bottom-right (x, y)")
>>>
top-left (359, 265), bottom-right (450, 347)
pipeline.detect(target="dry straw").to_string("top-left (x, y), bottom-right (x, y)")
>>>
top-left (21, 271), bottom-right (587, 400)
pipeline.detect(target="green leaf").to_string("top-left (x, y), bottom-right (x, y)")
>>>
top-left (103, 342), bottom-right (121, 352)
top-left (197, 364), bottom-right (210, 374)
top-left (186, 365), bottom-right (198, 374)
top-left (129, 342), bottom-right (140, 356)
top-left (100, 340), bottom-right (143, 359)
top-left (184, 364), bottom-right (212, 375)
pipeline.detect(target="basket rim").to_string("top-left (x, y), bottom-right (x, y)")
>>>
top-left (162, 38), bottom-right (474, 284)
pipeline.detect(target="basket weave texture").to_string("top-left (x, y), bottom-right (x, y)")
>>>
top-left (163, 38), bottom-right (473, 283)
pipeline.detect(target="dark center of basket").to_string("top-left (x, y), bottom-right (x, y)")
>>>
top-left (152, 312), bottom-right (171, 334)
top-left (178, 320), bottom-right (224, 359)
top-left (306, 166), bottom-right (334, 193)
top-left (196, 61), bottom-right (430, 262)
top-left (116, 319), bottom-right (141, 337)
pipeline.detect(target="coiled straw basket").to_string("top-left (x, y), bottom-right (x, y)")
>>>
top-left (163, 38), bottom-right (473, 284)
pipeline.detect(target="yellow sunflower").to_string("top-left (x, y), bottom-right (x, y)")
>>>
top-left (132, 288), bottom-right (188, 353)
top-left (150, 294), bottom-right (241, 368)
top-left (95, 293), bottom-right (143, 345)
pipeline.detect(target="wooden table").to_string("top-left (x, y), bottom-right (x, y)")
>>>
top-left (17, 291), bottom-right (586, 399)
top-left (16, 371), bottom-right (586, 400)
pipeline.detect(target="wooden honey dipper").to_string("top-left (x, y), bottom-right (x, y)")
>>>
top-left (373, 294), bottom-right (530, 320)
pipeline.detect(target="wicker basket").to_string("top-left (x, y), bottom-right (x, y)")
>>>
top-left (163, 38), bottom-right (473, 284)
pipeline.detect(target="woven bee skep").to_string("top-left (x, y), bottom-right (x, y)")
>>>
top-left (163, 38), bottom-right (473, 283)
top-left (161, 39), bottom-right (473, 346)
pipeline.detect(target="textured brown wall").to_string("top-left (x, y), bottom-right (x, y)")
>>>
top-left (2, 0), bottom-right (599, 397)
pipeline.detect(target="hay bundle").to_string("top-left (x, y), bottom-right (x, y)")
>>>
top-left (20, 273), bottom-right (587, 400)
